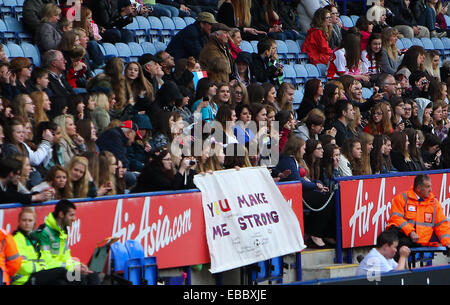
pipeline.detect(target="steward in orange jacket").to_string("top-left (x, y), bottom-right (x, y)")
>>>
top-left (387, 177), bottom-right (450, 247)
top-left (0, 228), bottom-right (23, 285)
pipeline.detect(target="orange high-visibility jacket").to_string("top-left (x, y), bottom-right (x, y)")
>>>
top-left (0, 228), bottom-right (22, 285)
top-left (387, 187), bottom-right (450, 247)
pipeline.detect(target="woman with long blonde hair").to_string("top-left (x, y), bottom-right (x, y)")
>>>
top-left (53, 114), bottom-right (86, 166)
top-left (358, 132), bottom-right (374, 175)
top-left (30, 91), bottom-right (51, 125)
top-left (98, 151), bottom-right (117, 196)
top-left (381, 27), bottom-right (403, 74)
top-left (66, 156), bottom-right (110, 198)
top-left (424, 50), bottom-right (441, 81)
top-left (104, 57), bottom-right (127, 115)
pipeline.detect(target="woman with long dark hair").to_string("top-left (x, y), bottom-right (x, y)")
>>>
top-left (370, 134), bottom-right (393, 174)
top-left (296, 78), bottom-right (324, 121)
top-left (362, 33), bottom-right (383, 77)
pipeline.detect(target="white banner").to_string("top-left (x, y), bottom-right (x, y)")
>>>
top-left (193, 167), bottom-right (306, 273)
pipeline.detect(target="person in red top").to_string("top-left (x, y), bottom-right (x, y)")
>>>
top-left (301, 7), bottom-right (333, 65)
top-left (66, 45), bottom-right (87, 89)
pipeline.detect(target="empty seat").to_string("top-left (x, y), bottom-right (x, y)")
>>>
top-left (283, 64), bottom-right (296, 84)
top-left (128, 42), bottom-right (143, 61)
top-left (6, 42), bottom-right (24, 58)
top-left (285, 39), bottom-right (300, 62)
top-left (411, 37), bottom-right (424, 47)
top-left (115, 42), bottom-right (131, 62)
top-left (1, 43), bottom-right (10, 58)
top-left (184, 16), bottom-right (195, 26)
top-left (160, 16), bottom-right (175, 41)
top-left (172, 16), bottom-right (186, 34)
top-left (250, 40), bottom-right (259, 53)
top-left (305, 63), bottom-right (320, 79)
top-left (445, 15), bottom-right (450, 29)
top-left (350, 15), bottom-right (359, 25)
top-left (275, 40), bottom-right (289, 63)
top-left (340, 15), bottom-right (354, 28)
top-left (4, 15), bottom-right (31, 42)
top-left (362, 87), bottom-right (373, 99)
top-left (431, 37), bottom-right (445, 55)
top-left (135, 16), bottom-right (151, 43)
top-left (239, 40), bottom-right (253, 53)
top-left (396, 39), bottom-right (404, 50)
top-left (153, 40), bottom-right (166, 52)
top-left (147, 16), bottom-right (163, 42)
top-left (421, 37), bottom-right (434, 50)
top-left (1, 0), bottom-right (15, 16)
top-left (102, 42), bottom-right (118, 57)
top-left (401, 37), bottom-right (412, 49)
top-left (20, 42), bottom-right (40, 66)
top-left (140, 42), bottom-right (156, 54)
top-left (294, 64), bottom-right (307, 86)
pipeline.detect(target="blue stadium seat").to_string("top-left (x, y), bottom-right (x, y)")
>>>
top-left (125, 258), bottom-right (143, 285)
top-left (340, 15), bottom-right (354, 28)
top-left (128, 42), bottom-right (143, 61)
top-left (184, 16), bottom-right (195, 26)
top-left (20, 42), bottom-right (40, 66)
top-left (316, 63), bottom-right (328, 77)
top-left (305, 63), bottom-right (320, 80)
top-left (0, 20), bottom-right (7, 41)
top-left (4, 15), bottom-right (31, 42)
top-left (275, 40), bottom-right (288, 63)
top-left (98, 43), bottom-right (106, 56)
top-left (421, 37), bottom-right (434, 50)
top-left (401, 37), bottom-right (412, 49)
top-left (6, 42), bottom-right (24, 58)
top-left (141, 256), bottom-right (158, 285)
top-left (0, 0), bottom-right (15, 16)
top-left (115, 42), bottom-right (131, 62)
top-left (140, 41), bottom-right (156, 54)
top-left (294, 64), bottom-right (307, 88)
top-left (125, 240), bottom-right (145, 259)
top-left (172, 16), bottom-right (186, 34)
top-left (250, 40), bottom-right (259, 53)
top-left (396, 39), bottom-right (404, 50)
top-left (411, 37), bottom-right (424, 47)
top-left (285, 39), bottom-right (300, 62)
top-left (135, 16), bottom-right (151, 43)
top-left (442, 37), bottom-right (450, 58)
top-left (15, 0), bottom-right (24, 17)
top-left (160, 16), bottom-right (175, 42)
top-left (153, 40), bottom-right (166, 52)
top-left (239, 40), bottom-right (253, 53)
top-left (147, 16), bottom-right (163, 42)
top-left (362, 87), bottom-right (373, 99)
top-left (102, 42), bottom-right (119, 57)
top-left (124, 16), bottom-right (140, 36)
top-left (283, 64), bottom-right (296, 84)
top-left (350, 15), bottom-right (359, 25)
top-left (293, 89), bottom-right (303, 110)
top-left (445, 15), bottom-right (450, 29)
top-left (125, 240), bottom-right (157, 285)
top-left (1, 43), bottom-right (10, 58)
top-left (110, 242), bottom-right (129, 273)
top-left (431, 37), bottom-right (445, 55)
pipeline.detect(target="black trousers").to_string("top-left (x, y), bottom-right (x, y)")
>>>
top-left (302, 190), bottom-right (336, 239)
top-left (25, 268), bottom-right (69, 285)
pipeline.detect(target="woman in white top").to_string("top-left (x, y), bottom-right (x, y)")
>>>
top-left (338, 137), bottom-right (363, 177)
top-left (361, 33), bottom-right (383, 75)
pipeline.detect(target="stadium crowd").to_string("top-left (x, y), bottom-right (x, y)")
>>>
top-left (2, 0), bottom-right (450, 283)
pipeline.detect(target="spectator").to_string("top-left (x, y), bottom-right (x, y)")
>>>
top-left (338, 137), bottom-right (363, 176)
top-left (367, 5), bottom-right (389, 33)
top-left (12, 155), bottom-right (33, 194)
top-left (386, 0), bottom-right (430, 38)
top-left (435, 1), bottom-right (449, 37)
top-left (432, 101), bottom-right (448, 141)
top-left (29, 67), bottom-right (50, 95)
top-left (377, 72), bottom-right (400, 102)
top-left (320, 143), bottom-right (341, 191)
top-left (30, 91), bottom-right (51, 126)
top-left (76, 118), bottom-right (98, 153)
top-left (199, 22), bottom-right (234, 84)
top-left (230, 81), bottom-right (249, 106)
top-left (215, 104), bottom-right (238, 146)
top-left (296, 0), bottom-right (331, 34)
top-left (320, 82), bottom-right (340, 122)
top-left (33, 199), bottom-right (100, 284)
top-left (127, 114), bottom-right (152, 172)
top-left (98, 151), bottom-right (118, 196)
top-left (304, 139), bottom-right (324, 181)
top-left (9, 58), bottom-right (34, 95)
top-left (96, 119), bottom-right (139, 172)
top-left (191, 77), bottom-right (218, 122)
top-left (34, 3), bottom-right (63, 53)
top-left (424, 50), bottom-right (441, 81)
top-left (102, 58), bottom-right (127, 119)
top-left (156, 51), bottom-right (176, 83)
top-left (31, 165), bottom-right (71, 199)
top-left (166, 11), bottom-right (217, 61)
top-left (89, 0), bottom-right (136, 43)
top-left (115, 159), bottom-right (127, 194)
top-left (275, 135), bottom-right (335, 248)
top-left (301, 8), bottom-right (333, 65)
top-left (296, 79), bottom-right (324, 122)
top-left (131, 149), bottom-right (197, 192)
top-left (66, 94), bottom-right (87, 122)
top-left (250, 37), bottom-right (283, 85)
top-left (364, 101), bottom-right (394, 135)
top-left (12, 207), bottom-right (69, 285)
top-left (67, 155), bottom-right (108, 198)
top-left (405, 70), bottom-right (431, 100)
top-left (90, 92), bottom-right (111, 135)
top-left (233, 103), bottom-right (255, 145)
top-left (421, 132), bottom-right (442, 169)
top-left (53, 114), bottom-right (86, 166)
top-left (414, 0), bottom-right (444, 37)
top-left (326, 4), bottom-right (344, 50)
top-left (390, 95), bottom-right (406, 131)
top-left (23, 0), bottom-right (58, 36)
top-left (42, 49), bottom-right (74, 119)
top-left (355, 229), bottom-right (410, 277)
top-left (0, 157), bottom-right (53, 204)
top-left (390, 130), bottom-right (418, 171)
top-left (197, 140), bottom-right (225, 173)
top-left (381, 27), bottom-right (404, 75)
top-left (362, 33), bottom-right (383, 77)
top-left (332, 100), bottom-right (356, 147)
top-left (233, 51), bottom-right (252, 87)
top-left (123, 61), bottom-right (155, 119)
top-left (370, 134), bottom-right (393, 173)
top-left (138, 53), bottom-right (163, 100)
top-left (358, 131), bottom-right (374, 175)
top-left (275, 110), bottom-right (296, 153)
top-left (398, 45), bottom-right (426, 76)
top-left (212, 82), bottom-right (231, 107)
top-left (295, 110), bottom-right (325, 142)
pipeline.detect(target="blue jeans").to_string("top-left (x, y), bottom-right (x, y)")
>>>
top-left (147, 4), bottom-right (196, 17)
top-left (102, 28), bottom-right (135, 43)
top-left (87, 40), bottom-right (105, 69)
top-left (417, 6), bottom-right (436, 32)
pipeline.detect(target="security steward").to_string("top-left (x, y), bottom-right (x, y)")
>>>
top-left (0, 228), bottom-right (22, 285)
top-left (387, 174), bottom-right (450, 253)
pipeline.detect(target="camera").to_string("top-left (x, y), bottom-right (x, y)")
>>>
top-left (421, 79), bottom-right (429, 85)
top-left (185, 159), bottom-right (196, 166)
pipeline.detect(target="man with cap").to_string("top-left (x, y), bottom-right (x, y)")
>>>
top-left (166, 11), bottom-right (217, 61)
top-left (138, 53), bottom-right (164, 94)
top-left (198, 22), bottom-right (235, 84)
top-left (96, 120), bottom-right (141, 172)
top-left (88, 0), bottom-right (136, 43)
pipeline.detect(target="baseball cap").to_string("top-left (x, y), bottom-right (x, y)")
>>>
top-left (120, 120), bottom-right (142, 139)
top-left (138, 53), bottom-right (162, 67)
top-left (197, 12), bottom-right (217, 24)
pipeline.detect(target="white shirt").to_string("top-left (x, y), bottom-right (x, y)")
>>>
top-left (355, 248), bottom-right (398, 277)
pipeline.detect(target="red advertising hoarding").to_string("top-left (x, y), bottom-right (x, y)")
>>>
top-left (339, 173), bottom-right (450, 249)
top-left (0, 183), bottom-right (303, 269)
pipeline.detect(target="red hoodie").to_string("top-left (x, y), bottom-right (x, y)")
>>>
top-left (301, 28), bottom-right (332, 65)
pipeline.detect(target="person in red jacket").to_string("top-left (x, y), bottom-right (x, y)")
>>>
top-left (301, 7), bottom-right (333, 65)
top-left (387, 174), bottom-right (450, 252)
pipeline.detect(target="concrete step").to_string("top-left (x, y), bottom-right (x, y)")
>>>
top-left (301, 248), bottom-right (336, 267)
top-left (302, 263), bottom-right (359, 281)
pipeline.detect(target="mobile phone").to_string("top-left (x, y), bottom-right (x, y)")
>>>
top-left (203, 97), bottom-right (209, 102)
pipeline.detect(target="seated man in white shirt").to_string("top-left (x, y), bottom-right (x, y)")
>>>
top-left (356, 229), bottom-right (411, 280)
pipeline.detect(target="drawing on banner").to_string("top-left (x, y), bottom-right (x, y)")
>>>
top-left (194, 167), bottom-right (305, 273)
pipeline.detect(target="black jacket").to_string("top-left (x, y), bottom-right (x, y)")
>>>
top-left (47, 71), bottom-right (74, 119)
top-left (333, 119), bottom-right (356, 147)
top-left (96, 127), bottom-right (131, 169)
top-left (385, 0), bottom-right (418, 27)
top-left (89, 0), bottom-right (133, 30)
top-left (166, 21), bottom-right (209, 61)
top-left (131, 165), bottom-right (196, 193)
top-left (0, 182), bottom-right (32, 204)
